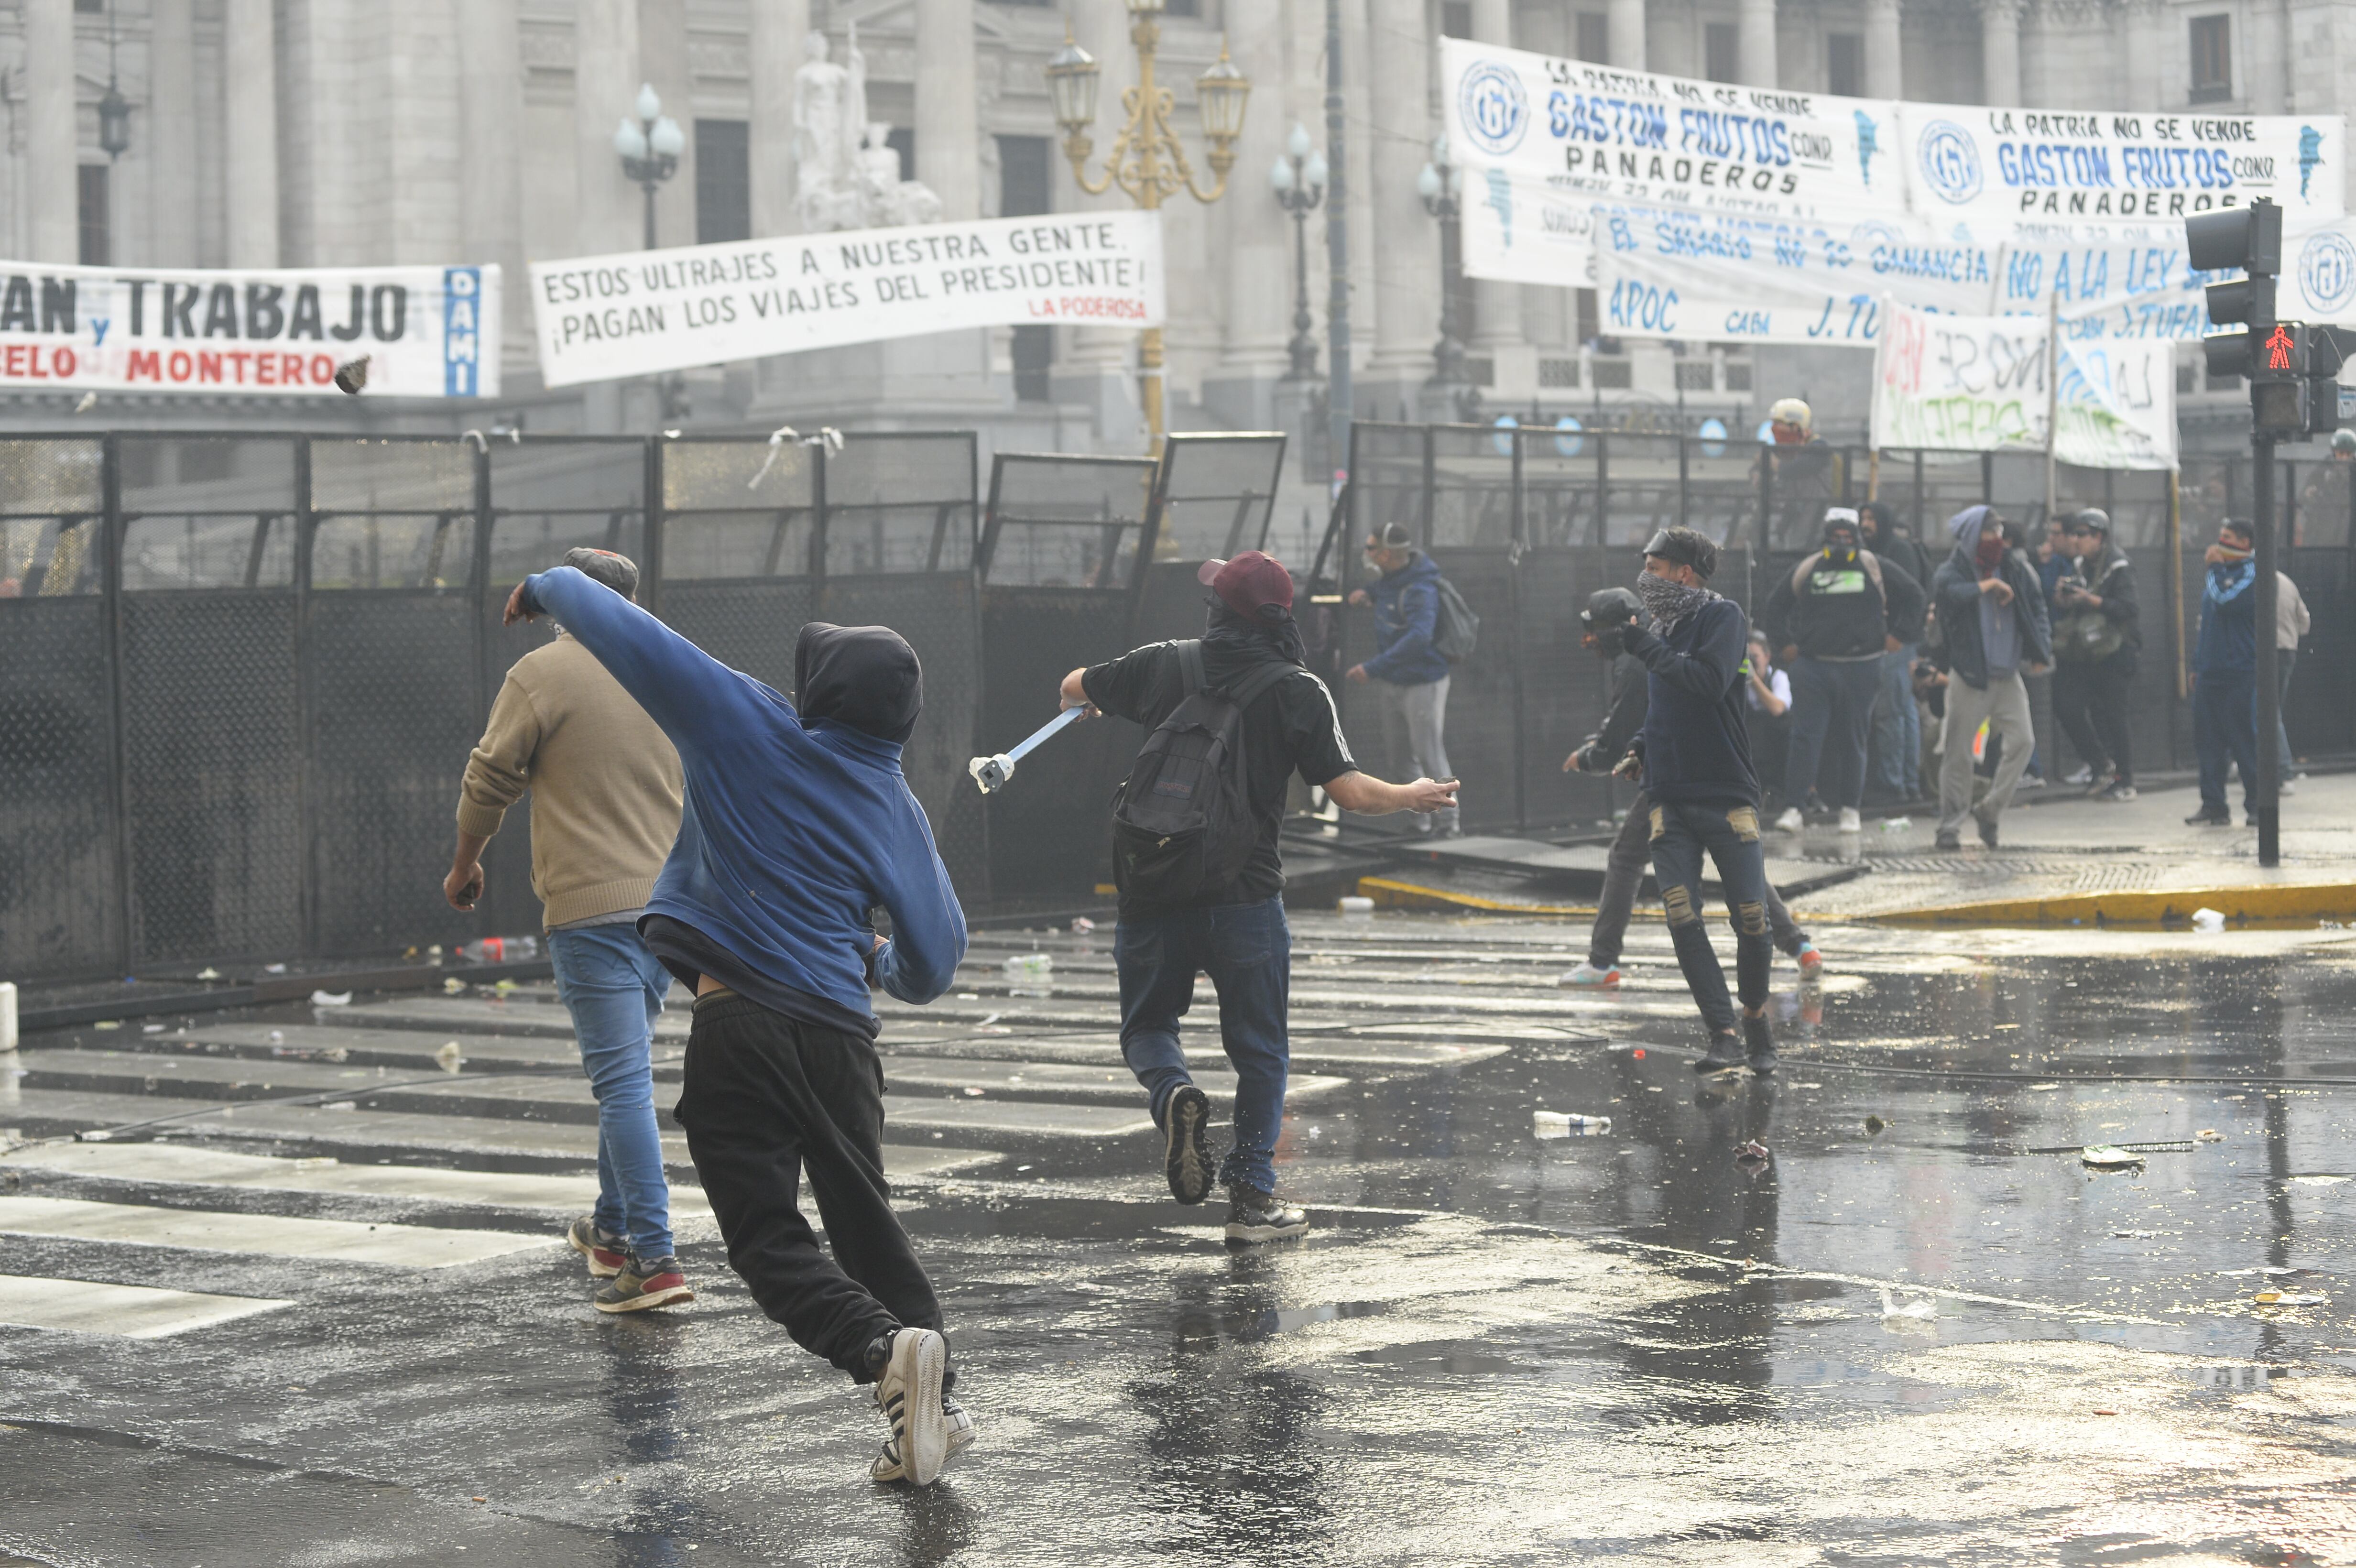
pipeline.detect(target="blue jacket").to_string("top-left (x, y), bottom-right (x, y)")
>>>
top-left (2195, 558), bottom-right (2257, 674)
top-left (520, 566), bottom-right (967, 1025)
top-left (1364, 551), bottom-right (1451, 686)
top-left (1625, 596), bottom-right (1758, 809)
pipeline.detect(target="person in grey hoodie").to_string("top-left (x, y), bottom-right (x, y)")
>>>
top-left (1928, 505), bottom-right (2051, 849)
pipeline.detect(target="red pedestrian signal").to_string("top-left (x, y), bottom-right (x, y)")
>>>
top-left (2268, 325), bottom-right (2297, 370)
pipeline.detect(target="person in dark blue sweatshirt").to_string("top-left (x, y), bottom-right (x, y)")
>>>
top-left (1345, 523), bottom-right (1459, 835)
top-left (2188, 517), bottom-right (2260, 826)
top-left (1613, 527), bottom-right (1776, 1076)
top-left (503, 566), bottom-right (971, 1489)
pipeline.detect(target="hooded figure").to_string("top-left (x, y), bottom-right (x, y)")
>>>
top-left (1931, 505), bottom-right (2051, 689)
top-left (796, 622), bottom-right (924, 744)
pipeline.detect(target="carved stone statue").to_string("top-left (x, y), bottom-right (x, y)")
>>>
top-left (792, 27), bottom-right (943, 232)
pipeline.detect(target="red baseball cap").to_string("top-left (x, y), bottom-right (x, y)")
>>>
top-left (1198, 550), bottom-right (1294, 620)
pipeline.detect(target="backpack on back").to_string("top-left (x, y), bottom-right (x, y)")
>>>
top-left (1109, 642), bottom-right (1296, 905)
top-left (1431, 575), bottom-right (1481, 663)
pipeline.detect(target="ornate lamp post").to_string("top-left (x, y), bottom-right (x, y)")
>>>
top-left (613, 82), bottom-right (686, 253)
top-left (1047, 2), bottom-right (1252, 447)
top-left (97, 1), bottom-right (130, 160)
top-left (1270, 123), bottom-right (1327, 382)
top-left (1417, 134), bottom-right (1468, 392)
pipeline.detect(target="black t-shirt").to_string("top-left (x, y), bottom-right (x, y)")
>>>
top-left (1082, 639), bottom-right (1356, 912)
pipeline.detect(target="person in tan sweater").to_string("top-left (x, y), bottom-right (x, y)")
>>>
top-left (446, 547), bottom-right (691, 1312)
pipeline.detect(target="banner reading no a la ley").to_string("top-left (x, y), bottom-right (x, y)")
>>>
top-left (0, 261), bottom-right (498, 397)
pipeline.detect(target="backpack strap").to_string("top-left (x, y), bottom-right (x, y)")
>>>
top-left (1222, 658), bottom-right (1298, 712)
top-left (1176, 639), bottom-right (1207, 699)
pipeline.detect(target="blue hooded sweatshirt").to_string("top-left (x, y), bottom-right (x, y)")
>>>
top-left (517, 566), bottom-right (967, 1035)
top-left (2195, 556), bottom-right (2257, 675)
top-left (1364, 550), bottom-right (1451, 686)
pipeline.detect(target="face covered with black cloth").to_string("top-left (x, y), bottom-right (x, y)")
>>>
top-left (795, 621), bottom-right (923, 743)
top-left (1204, 599), bottom-right (1309, 668)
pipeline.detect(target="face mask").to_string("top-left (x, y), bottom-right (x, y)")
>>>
top-left (1634, 570), bottom-right (1711, 626)
top-left (1974, 534), bottom-right (2006, 571)
top-left (1823, 540), bottom-right (1857, 563)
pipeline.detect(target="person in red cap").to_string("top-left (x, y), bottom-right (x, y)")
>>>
top-left (1058, 551), bottom-right (1458, 1242)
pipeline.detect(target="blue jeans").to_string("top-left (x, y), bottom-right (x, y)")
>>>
top-left (2194, 666), bottom-right (2258, 816)
top-left (1869, 643), bottom-right (1920, 796)
top-left (1784, 656), bottom-right (1883, 810)
top-left (1648, 799), bottom-right (1772, 1038)
top-left (1114, 896), bottom-right (1290, 1195)
top-left (550, 924), bottom-right (675, 1262)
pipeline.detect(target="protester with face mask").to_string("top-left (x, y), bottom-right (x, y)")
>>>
top-left (2049, 509), bottom-right (2141, 801)
top-left (1760, 508), bottom-right (1925, 835)
top-left (1558, 591), bottom-right (1820, 990)
top-left (1614, 528), bottom-right (1777, 1076)
top-left (1928, 505), bottom-right (2051, 850)
top-left (2188, 518), bottom-right (2261, 826)
top-left (1859, 501), bottom-right (1931, 803)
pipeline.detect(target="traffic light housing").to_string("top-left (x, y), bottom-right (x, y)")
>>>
top-left (2307, 326), bottom-right (2356, 437)
top-left (2252, 322), bottom-right (2308, 434)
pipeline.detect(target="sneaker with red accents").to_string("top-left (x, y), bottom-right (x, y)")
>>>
top-left (1558, 962), bottom-right (1622, 988)
top-left (592, 1256), bottom-right (694, 1313)
top-left (1795, 940), bottom-right (1824, 977)
top-left (566, 1216), bottom-right (625, 1280)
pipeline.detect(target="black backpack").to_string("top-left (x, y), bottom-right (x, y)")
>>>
top-left (1109, 642), bottom-right (1297, 904)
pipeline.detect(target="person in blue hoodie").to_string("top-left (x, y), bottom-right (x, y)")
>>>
top-left (502, 566), bottom-right (971, 1489)
top-left (2188, 517), bottom-right (2260, 827)
top-left (1611, 527), bottom-right (1777, 1077)
top-left (1345, 522), bottom-right (1460, 836)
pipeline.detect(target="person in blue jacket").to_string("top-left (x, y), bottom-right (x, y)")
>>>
top-left (1611, 527), bottom-right (1777, 1077)
top-left (2188, 517), bottom-right (2260, 827)
top-left (1346, 522), bottom-right (1460, 836)
top-left (502, 566), bottom-right (971, 1489)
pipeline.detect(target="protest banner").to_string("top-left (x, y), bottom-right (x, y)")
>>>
top-left (0, 261), bottom-right (495, 397)
top-left (1871, 299), bottom-right (2175, 468)
top-left (1897, 104), bottom-right (2342, 230)
top-left (1988, 217), bottom-right (2356, 342)
top-left (531, 211), bottom-right (1163, 387)
top-left (1443, 37), bottom-right (1903, 287)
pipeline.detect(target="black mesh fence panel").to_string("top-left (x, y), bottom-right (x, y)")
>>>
top-left (1349, 424), bottom-right (1427, 548)
top-left (1601, 434), bottom-right (1682, 547)
top-left (981, 453), bottom-right (1156, 588)
top-left (1427, 425), bottom-right (1515, 549)
top-left (824, 432), bottom-right (976, 576)
top-left (1150, 434), bottom-right (1287, 562)
top-left (1518, 425), bottom-right (1601, 548)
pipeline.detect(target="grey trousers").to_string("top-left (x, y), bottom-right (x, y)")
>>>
top-left (1374, 674), bottom-right (1459, 831)
top-left (1938, 671), bottom-right (2035, 835)
top-left (1588, 787), bottom-right (1808, 968)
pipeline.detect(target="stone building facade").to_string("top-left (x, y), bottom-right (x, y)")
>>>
top-left (0, 0), bottom-right (2350, 456)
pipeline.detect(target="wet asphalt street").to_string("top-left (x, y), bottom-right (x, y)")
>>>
top-left (8, 912), bottom-right (2356, 1566)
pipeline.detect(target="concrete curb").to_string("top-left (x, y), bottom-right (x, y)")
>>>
top-left (1870, 882), bottom-right (2356, 929)
top-left (1357, 876), bottom-right (1598, 917)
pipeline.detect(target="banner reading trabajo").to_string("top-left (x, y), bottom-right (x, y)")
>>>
top-left (0, 261), bottom-right (496, 396)
top-left (532, 211), bottom-right (1164, 387)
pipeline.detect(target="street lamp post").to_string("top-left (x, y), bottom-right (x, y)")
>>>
top-left (1270, 123), bottom-right (1327, 382)
top-left (1046, 1), bottom-right (1252, 448)
top-left (612, 82), bottom-right (685, 253)
top-left (1417, 135), bottom-right (1468, 393)
top-left (97, 1), bottom-right (131, 161)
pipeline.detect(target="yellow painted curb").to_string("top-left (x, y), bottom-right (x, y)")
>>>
top-left (1872, 882), bottom-right (2356, 929)
top-left (1357, 876), bottom-right (1599, 918)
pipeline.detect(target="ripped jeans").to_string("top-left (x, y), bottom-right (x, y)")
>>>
top-left (1648, 797), bottom-right (1773, 1038)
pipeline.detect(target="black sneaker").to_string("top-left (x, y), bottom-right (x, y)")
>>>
top-left (2186, 807), bottom-right (2232, 826)
top-left (867, 1328), bottom-right (951, 1486)
top-left (1693, 1033), bottom-right (1743, 1074)
top-left (2096, 779), bottom-right (2138, 802)
top-left (1934, 829), bottom-right (1962, 850)
top-left (1224, 1183), bottom-right (1309, 1244)
top-left (1163, 1084), bottom-right (1212, 1206)
top-left (1976, 817), bottom-right (2000, 848)
top-left (1743, 1013), bottom-right (1777, 1075)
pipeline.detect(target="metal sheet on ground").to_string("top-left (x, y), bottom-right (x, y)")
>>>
top-left (0, 1274), bottom-right (292, 1338)
top-left (0, 1195), bottom-right (550, 1268)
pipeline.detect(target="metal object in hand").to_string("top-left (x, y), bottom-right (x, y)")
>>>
top-left (968, 706), bottom-right (1085, 794)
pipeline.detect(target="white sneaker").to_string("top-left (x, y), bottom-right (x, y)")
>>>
top-left (1558, 961), bottom-right (1622, 988)
top-left (1772, 806), bottom-right (1804, 833)
top-left (872, 1394), bottom-right (975, 1483)
top-left (872, 1328), bottom-right (950, 1485)
top-left (2061, 765), bottom-right (2093, 786)
top-left (1837, 806), bottom-right (1861, 833)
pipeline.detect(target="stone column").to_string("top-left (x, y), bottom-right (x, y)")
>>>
top-left (1467, 0), bottom-right (1526, 393)
top-left (1979, 0), bottom-right (2021, 107)
top-left (1865, 0), bottom-right (1903, 98)
top-left (1609, 0), bottom-right (1647, 71)
top-left (460, 0), bottom-right (526, 346)
top-left (223, 0), bottom-right (280, 266)
top-left (916, 0), bottom-right (982, 220)
top-left (148, 0), bottom-right (198, 265)
top-left (749, 0), bottom-right (808, 235)
top-left (1367, 0), bottom-right (1436, 385)
top-left (25, 0), bottom-right (76, 264)
top-left (640, 0), bottom-right (697, 248)
top-left (1737, 0), bottom-right (1778, 88)
top-left (574, 0), bottom-right (641, 256)
top-left (1211, 0), bottom-right (1291, 427)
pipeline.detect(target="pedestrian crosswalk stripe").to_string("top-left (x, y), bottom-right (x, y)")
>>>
top-left (876, 1057), bottom-right (1352, 1103)
top-left (880, 1098), bottom-right (1156, 1138)
top-left (0, 1194), bottom-right (553, 1269)
top-left (0, 1274), bottom-right (292, 1338)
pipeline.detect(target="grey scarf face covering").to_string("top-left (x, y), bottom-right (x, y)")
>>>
top-left (1634, 571), bottom-right (1712, 627)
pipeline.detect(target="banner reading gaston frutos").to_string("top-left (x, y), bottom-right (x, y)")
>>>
top-left (531, 211), bottom-right (1164, 387)
top-left (0, 261), bottom-right (496, 397)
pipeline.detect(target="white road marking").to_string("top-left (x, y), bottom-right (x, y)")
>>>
top-left (0, 1195), bottom-right (553, 1269)
top-left (0, 1274), bottom-right (291, 1338)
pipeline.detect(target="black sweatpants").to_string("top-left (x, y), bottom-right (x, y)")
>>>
top-left (672, 991), bottom-right (943, 1381)
top-left (2051, 652), bottom-right (2137, 785)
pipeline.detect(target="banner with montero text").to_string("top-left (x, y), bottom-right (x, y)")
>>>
top-left (531, 211), bottom-right (1165, 387)
top-left (0, 261), bottom-right (497, 396)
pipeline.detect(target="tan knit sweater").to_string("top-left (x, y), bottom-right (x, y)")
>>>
top-left (457, 634), bottom-right (684, 930)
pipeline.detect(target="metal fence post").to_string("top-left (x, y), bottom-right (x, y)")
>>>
top-left (812, 434), bottom-right (831, 580)
top-left (293, 435), bottom-right (317, 957)
top-left (98, 433), bottom-right (132, 974)
top-left (641, 436), bottom-right (665, 612)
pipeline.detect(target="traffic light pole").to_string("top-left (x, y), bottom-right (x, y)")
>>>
top-left (2253, 434), bottom-right (2280, 867)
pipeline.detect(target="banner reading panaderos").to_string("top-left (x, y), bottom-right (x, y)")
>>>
top-left (0, 261), bottom-right (496, 396)
top-left (1897, 104), bottom-right (2342, 229)
top-left (1870, 299), bottom-right (2176, 468)
top-left (532, 211), bottom-right (1163, 387)
top-left (1443, 37), bottom-right (1910, 287)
